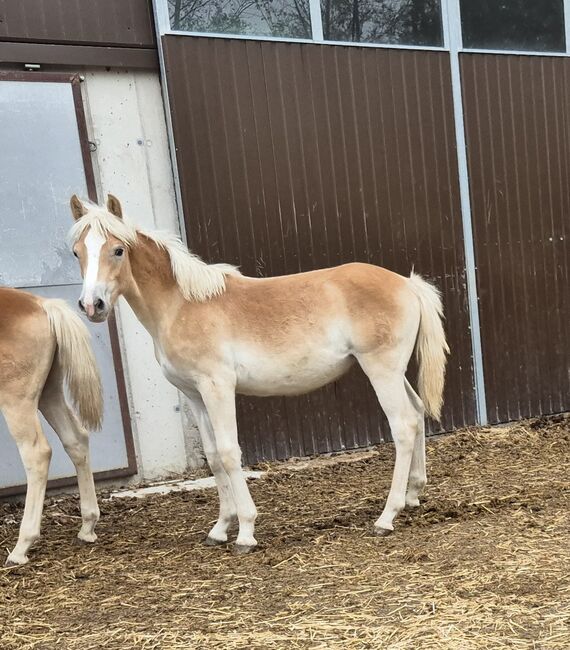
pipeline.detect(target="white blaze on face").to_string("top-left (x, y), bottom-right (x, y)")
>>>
top-left (82, 229), bottom-right (105, 317)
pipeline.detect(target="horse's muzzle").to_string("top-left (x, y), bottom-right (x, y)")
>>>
top-left (78, 297), bottom-right (108, 322)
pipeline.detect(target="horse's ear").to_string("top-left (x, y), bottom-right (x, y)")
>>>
top-left (107, 194), bottom-right (123, 219)
top-left (70, 195), bottom-right (87, 221)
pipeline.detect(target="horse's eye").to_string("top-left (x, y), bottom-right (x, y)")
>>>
top-left (115, 248), bottom-right (124, 257)
top-left (73, 251), bottom-right (78, 258)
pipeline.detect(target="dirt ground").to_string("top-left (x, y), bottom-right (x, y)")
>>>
top-left (1, 416), bottom-right (569, 650)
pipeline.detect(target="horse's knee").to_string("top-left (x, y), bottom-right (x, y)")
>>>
top-left (218, 444), bottom-right (242, 473)
top-left (203, 445), bottom-right (224, 474)
top-left (38, 439), bottom-right (53, 463)
top-left (22, 439), bottom-right (52, 475)
top-left (391, 418), bottom-right (418, 453)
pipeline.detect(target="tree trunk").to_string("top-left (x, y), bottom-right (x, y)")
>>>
top-left (173, 0), bottom-right (182, 30)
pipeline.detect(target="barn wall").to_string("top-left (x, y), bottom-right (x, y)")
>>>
top-left (0, 0), bottom-right (155, 47)
top-left (162, 36), bottom-right (477, 463)
top-left (0, 0), bottom-right (157, 68)
top-left (461, 54), bottom-right (570, 423)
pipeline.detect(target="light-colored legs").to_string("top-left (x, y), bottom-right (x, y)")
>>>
top-left (39, 389), bottom-right (100, 543)
top-left (4, 404), bottom-right (52, 566)
top-left (358, 356), bottom-right (420, 535)
top-left (184, 393), bottom-right (237, 544)
top-left (198, 382), bottom-right (258, 551)
top-left (404, 378), bottom-right (427, 508)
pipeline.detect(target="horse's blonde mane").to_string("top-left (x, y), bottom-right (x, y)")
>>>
top-left (141, 229), bottom-right (239, 301)
top-left (68, 201), bottom-right (239, 302)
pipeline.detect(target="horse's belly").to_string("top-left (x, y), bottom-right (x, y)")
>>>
top-left (235, 350), bottom-right (354, 397)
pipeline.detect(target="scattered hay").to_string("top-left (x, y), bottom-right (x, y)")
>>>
top-left (1, 416), bottom-right (569, 649)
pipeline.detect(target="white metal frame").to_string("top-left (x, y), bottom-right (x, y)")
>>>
top-left (152, 0), bottom-right (570, 425)
top-left (163, 29), bottom-right (448, 51)
top-left (460, 47), bottom-right (568, 56)
top-left (566, 0), bottom-right (570, 53)
top-left (310, 0), bottom-right (324, 41)
top-left (444, 0), bottom-right (487, 424)
top-left (152, 0), bottom-right (188, 246)
top-left (165, 29), bottom-right (315, 44)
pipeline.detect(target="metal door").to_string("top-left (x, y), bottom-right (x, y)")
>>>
top-left (0, 73), bottom-right (136, 493)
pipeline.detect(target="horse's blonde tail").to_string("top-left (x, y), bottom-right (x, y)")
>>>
top-left (42, 299), bottom-right (103, 431)
top-left (408, 273), bottom-right (450, 421)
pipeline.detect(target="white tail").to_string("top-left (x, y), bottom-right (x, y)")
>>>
top-left (42, 299), bottom-right (103, 430)
top-left (408, 273), bottom-right (450, 421)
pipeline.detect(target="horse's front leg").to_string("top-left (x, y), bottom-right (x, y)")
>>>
top-left (183, 392), bottom-right (237, 545)
top-left (198, 379), bottom-right (258, 553)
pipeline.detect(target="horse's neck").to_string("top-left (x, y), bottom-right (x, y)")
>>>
top-left (123, 237), bottom-right (181, 339)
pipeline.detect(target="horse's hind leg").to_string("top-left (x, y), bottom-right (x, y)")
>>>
top-left (357, 354), bottom-right (419, 535)
top-left (39, 364), bottom-right (99, 543)
top-left (404, 378), bottom-right (426, 508)
top-left (4, 404), bottom-right (52, 566)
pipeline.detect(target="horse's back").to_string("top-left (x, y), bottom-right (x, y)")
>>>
top-left (227, 261), bottom-right (406, 290)
top-left (222, 262), bottom-right (412, 340)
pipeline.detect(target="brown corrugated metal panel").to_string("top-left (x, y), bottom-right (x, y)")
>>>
top-left (163, 36), bottom-right (476, 463)
top-left (0, 0), bottom-right (155, 48)
top-left (461, 53), bottom-right (569, 423)
top-left (0, 42), bottom-right (158, 68)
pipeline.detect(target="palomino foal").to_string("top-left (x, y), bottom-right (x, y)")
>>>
top-left (1, 287), bottom-right (103, 566)
top-left (69, 194), bottom-right (449, 552)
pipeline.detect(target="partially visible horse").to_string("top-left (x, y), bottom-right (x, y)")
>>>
top-left (1, 287), bottom-right (103, 566)
top-left (69, 194), bottom-right (449, 553)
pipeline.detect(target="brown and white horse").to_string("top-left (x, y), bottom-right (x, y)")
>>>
top-left (1, 287), bottom-right (102, 566)
top-left (69, 194), bottom-right (449, 552)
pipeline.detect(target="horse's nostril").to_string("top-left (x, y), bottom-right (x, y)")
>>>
top-left (95, 298), bottom-right (105, 312)
top-left (78, 299), bottom-right (85, 312)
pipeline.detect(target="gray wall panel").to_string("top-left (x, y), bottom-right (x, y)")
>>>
top-left (0, 78), bottom-right (131, 490)
top-left (0, 81), bottom-right (84, 288)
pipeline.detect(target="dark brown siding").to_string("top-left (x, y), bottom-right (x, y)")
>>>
top-left (0, 42), bottom-right (158, 68)
top-left (0, 0), bottom-right (155, 48)
top-left (163, 36), bottom-right (476, 463)
top-left (461, 54), bottom-right (570, 423)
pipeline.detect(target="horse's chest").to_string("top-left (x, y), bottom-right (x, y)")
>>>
top-left (155, 346), bottom-right (196, 391)
top-left (160, 357), bottom-right (182, 386)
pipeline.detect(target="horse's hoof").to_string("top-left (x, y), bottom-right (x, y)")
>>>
top-left (76, 533), bottom-right (97, 545)
top-left (234, 543), bottom-right (256, 555)
top-left (4, 557), bottom-right (26, 567)
top-left (204, 536), bottom-right (226, 547)
top-left (374, 526), bottom-right (393, 537)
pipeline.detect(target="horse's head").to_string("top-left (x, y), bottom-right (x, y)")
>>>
top-left (69, 194), bottom-right (136, 323)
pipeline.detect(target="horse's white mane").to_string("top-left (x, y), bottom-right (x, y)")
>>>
top-left (68, 201), bottom-right (240, 302)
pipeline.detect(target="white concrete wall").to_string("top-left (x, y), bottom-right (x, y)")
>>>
top-left (81, 68), bottom-right (203, 481)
